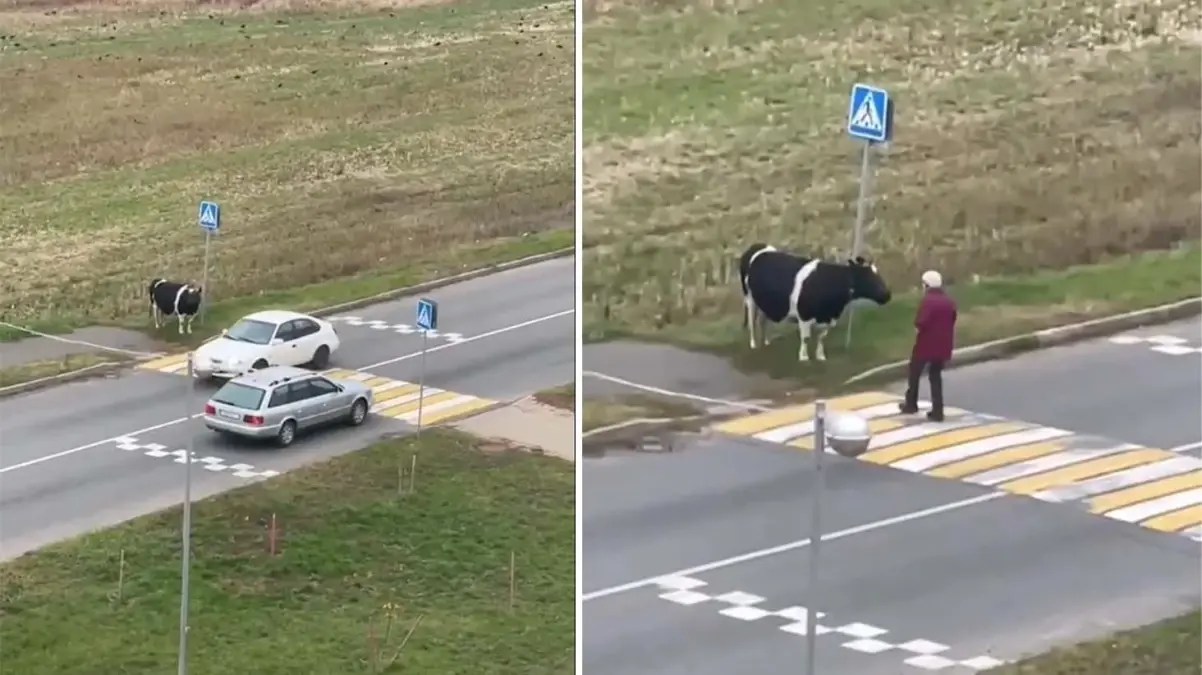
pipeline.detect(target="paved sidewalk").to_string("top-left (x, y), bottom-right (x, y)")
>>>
top-left (455, 396), bottom-right (575, 462)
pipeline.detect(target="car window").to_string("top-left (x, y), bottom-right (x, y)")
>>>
top-left (211, 382), bottom-right (266, 410)
top-left (294, 319), bottom-right (320, 337)
top-left (308, 377), bottom-right (339, 396)
top-left (275, 320), bottom-right (299, 342)
top-left (267, 387), bottom-right (289, 408)
top-left (224, 319), bottom-right (276, 345)
top-left (286, 381), bottom-right (316, 403)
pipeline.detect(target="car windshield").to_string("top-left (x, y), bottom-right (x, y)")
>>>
top-left (211, 382), bottom-right (266, 411)
top-left (224, 318), bottom-right (277, 345)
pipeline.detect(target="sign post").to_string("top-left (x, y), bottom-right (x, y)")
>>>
top-left (178, 353), bottom-right (196, 675)
top-left (842, 83), bottom-right (893, 349)
top-left (197, 200), bottom-right (221, 325)
top-left (414, 298), bottom-right (439, 439)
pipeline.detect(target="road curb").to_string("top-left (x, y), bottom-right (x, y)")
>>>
top-left (0, 248), bottom-right (573, 400)
top-left (0, 360), bottom-right (130, 400)
top-left (845, 296), bottom-right (1202, 386)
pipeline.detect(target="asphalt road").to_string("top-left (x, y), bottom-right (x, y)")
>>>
top-left (582, 321), bottom-right (1202, 675)
top-left (0, 257), bottom-right (574, 559)
top-left (921, 317), bottom-right (1202, 452)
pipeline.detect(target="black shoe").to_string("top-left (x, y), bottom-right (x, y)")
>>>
top-left (898, 403), bottom-right (919, 414)
top-left (927, 411), bottom-right (945, 422)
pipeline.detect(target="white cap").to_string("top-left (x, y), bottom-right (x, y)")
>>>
top-left (921, 270), bottom-right (942, 288)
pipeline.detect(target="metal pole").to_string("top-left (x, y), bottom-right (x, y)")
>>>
top-left (803, 399), bottom-right (827, 675)
top-left (178, 354), bottom-right (195, 675)
top-left (199, 232), bottom-right (211, 325)
top-left (845, 142), bottom-right (874, 349)
top-left (415, 331), bottom-right (428, 437)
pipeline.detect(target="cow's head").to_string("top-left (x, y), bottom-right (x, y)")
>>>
top-left (848, 257), bottom-right (891, 305)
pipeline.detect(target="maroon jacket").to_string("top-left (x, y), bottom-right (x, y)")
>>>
top-left (912, 288), bottom-right (957, 362)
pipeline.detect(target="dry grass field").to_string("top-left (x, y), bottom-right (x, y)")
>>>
top-left (581, 0), bottom-right (1201, 367)
top-left (1, 0), bottom-right (573, 333)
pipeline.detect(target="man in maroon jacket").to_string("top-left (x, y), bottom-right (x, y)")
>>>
top-left (899, 270), bottom-right (958, 421)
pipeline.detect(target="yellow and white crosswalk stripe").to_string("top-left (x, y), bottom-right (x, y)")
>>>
top-left (135, 355), bottom-right (494, 426)
top-left (712, 390), bottom-right (1202, 541)
top-left (138, 352), bottom-right (191, 374)
top-left (322, 369), bottom-right (496, 426)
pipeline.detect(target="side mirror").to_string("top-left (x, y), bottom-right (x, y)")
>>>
top-left (221, 328), bottom-right (228, 336)
top-left (270, 338), bottom-right (283, 346)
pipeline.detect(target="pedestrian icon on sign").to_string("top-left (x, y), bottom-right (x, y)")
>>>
top-left (198, 200), bottom-right (221, 232)
top-left (846, 84), bottom-right (893, 144)
top-left (416, 298), bottom-right (438, 332)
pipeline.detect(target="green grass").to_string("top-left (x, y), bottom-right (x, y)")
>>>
top-left (986, 610), bottom-right (1201, 674)
top-left (0, 430), bottom-right (574, 674)
top-left (2, 0), bottom-right (573, 335)
top-left (581, 0), bottom-right (1201, 375)
top-left (589, 245), bottom-right (1200, 388)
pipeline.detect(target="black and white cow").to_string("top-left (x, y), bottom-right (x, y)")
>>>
top-left (739, 243), bottom-right (892, 361)
top-left (148, 278), bottom-right (203, 335)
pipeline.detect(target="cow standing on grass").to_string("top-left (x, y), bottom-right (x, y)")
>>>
top-left (148, 278), bottom-right (203, 335)
top-left (739, 243), bottom-right (892, 361)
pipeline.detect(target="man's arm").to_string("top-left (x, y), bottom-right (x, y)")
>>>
top-left (915, 298), bottom-right (932, 330)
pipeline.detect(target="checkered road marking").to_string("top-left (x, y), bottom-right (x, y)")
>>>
top-left (114, 436), bottom-right (280, 479)
top-left (1107, 333), bottom-right (1202, 356)
top-left (326, 315), bottom-right (465, 344)
top-left (654, 575), bottom-right (1008, 671)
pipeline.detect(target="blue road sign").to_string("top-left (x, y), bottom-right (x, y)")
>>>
top-left (198, 200), bottom-right (221, 232)
top-left (416, 298), bottom-right (438, 332)
top-left (846, 84), bottom-right (893, 144)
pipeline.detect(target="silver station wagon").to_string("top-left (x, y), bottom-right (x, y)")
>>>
top-left (203, 366), bottom-right (374, 447)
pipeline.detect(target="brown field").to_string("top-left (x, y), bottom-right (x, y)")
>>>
top-left (581, 0), bottom-right (1201, 351)
top-left (1, 0), bottom-right (573, 331)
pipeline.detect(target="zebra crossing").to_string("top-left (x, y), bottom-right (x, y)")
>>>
top-left (135, 354), bottom-right (496, 427)
top-left (713, 391), bottom-right (1202, 542)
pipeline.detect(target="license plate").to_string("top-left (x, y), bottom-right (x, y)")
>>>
top-left (218, 410), bottom-right (241, 421)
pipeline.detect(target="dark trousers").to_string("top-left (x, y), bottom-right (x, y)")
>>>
top-left (903, 359), bottom-right (945, 414)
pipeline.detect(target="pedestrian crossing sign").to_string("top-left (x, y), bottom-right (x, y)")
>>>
top-left (846, 84), bottom-right (893, 143)
top-left (198, 200), bottom-right (221, 232)
top-left (416, 298), bottom-right (438, 332)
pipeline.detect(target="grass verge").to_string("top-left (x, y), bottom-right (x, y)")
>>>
top-left (986, 610), bottom-right (1200, 674)
top-left (589, 245), bottom-right (1201, 389)
top-left (0, 430), bottom-right (574, 674)
top-left (0, 353), bottom-right (125, 389)
top-left (582, 0), bottom-right (1200, 377)
top-left (583, 392), bottom-right (701, 432)
top-left (534, 382), bottom-right (576, 412)
top-left (3, 0), bottom-right (573, 334)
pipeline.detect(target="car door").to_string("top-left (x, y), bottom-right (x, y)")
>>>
top-left (306, 377), bottom-right (345, 424)
top-left (285, 380), bottom-right (322, 430)
top-left (292, 319), bottom-right (323, 363)
top-left (271, 320), bottom-right (303, 366)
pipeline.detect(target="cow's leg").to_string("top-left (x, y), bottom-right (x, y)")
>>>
top-left (177, 313), bottom-right (185, 335)
top-left (151, 303), bottom-right (160, 328)
top-left (814, 323), bottom-right (830, 361)
top-left (758, 310), bottom-right (770, 346)
top-left (744, 295), bottom-right (758, 349)
top-left (797, 320), bottom-right (812, 361)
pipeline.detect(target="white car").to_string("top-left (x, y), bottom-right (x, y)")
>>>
top-left (192, 310), bottom-right (341, 380)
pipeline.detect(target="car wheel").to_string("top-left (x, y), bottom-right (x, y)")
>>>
top-left (276, 420), bottom-right (297, 448)
top-left (347, 398), bottom-right (369, 426)
top-left (311, 345), bottom-right (331, 370)
top-left (252, 359), bottom-right (269, 371)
